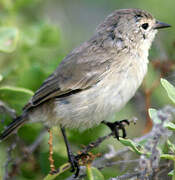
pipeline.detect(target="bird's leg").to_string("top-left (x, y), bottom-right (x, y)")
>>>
top-left (102, 120), bottom-right (130, 140)
top-left (48, 129), bottom-right (56, 173)
top-left (60, 126), bottom-right (80, 177)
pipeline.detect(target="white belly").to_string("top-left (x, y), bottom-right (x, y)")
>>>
top-left (53, 57), bottom-right (148, 130)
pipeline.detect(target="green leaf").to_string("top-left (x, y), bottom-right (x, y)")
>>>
top-left (161, 78), bottom-right (175, 104)
top-left (161, 154), bottom-right (175, 160)
top-left (166, 140), bottom-right (175, 153)
top-left (18, 123), bottom-right (42, 143)
top-left (86, 165), bottom-right (104, 180)
top-left (0, 86), bottom-right (34, 111)
top-left (0, 27), bottom-right (19, 53)
top-left (168, 170), bottom-right (174, 176)
top-left (148, 108), bottom-right (161, 124)
top-left (0, 86), bottom-right (34, 96)
top-left (119, 138), bottom-right (145, 155)
top-left (43, 173), bottom-right (58, 180)
top-left (164, 122), bottom-right (175, 131)
top-left (43, 163), bottom-right (71, 180)
top-left (17, 63), bottom-right (47, 91)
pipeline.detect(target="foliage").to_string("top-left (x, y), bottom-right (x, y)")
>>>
top-left (0, 0), bottom-right (67, 179)
top-left (86, 166), bottom-right (104, 180)
top-left (161, 78), bottom-right (175, 104)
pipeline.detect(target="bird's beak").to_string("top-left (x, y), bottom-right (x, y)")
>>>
top-left (154, 21), bottom-right (171, 29)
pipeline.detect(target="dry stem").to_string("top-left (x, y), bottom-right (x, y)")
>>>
top-left (48, 129), bottom-right (56, 173)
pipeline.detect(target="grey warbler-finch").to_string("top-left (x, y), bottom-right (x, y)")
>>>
top-left (0, 8), bottom-right (171, 175)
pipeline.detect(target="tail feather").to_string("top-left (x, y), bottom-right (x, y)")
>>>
top-left (0, 115), bottom-right (26, 141)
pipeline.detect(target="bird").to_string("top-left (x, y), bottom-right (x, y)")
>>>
top-left (0, 8), bottom-right (171, 176)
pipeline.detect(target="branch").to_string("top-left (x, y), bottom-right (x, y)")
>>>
top-left (4, 129), bottom-right (46, 179)
top-left (109, 171), bottom-right (145, 180)
top-left (108, 105), bottom-right (175, 180)
top-left (0, 100), bottom-right (17, 120)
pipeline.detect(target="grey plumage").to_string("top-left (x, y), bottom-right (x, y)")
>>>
top-left (0, 8), bottom-right (170, 140)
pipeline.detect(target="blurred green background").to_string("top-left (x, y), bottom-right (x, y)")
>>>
top-left (0, 0), bottom-right (174, 179)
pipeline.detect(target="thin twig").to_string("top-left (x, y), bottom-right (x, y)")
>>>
top-left (4, 129), bottom-right (46, 179)
top-left (98, 159), bottom-right (139, 170)
top-left (0, 100), bottom-right (17, 120)
top-left (142, 77), bottom-right (161, 133)
top-left (109, 171), bottom-right (144, 180)
top-left (3, 143), bottom-right (16, 180)
top-left (48, 129), bottom-right (56, 173)
top-left (79, 132), bottom-right (113, 155)
top-left (78, 118), bottom-right (137, 157)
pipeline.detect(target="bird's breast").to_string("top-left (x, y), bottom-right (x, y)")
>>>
top-left (93, 56), bottom-right (148, 120)
top-left (52, 56), bottom-right (148, 130)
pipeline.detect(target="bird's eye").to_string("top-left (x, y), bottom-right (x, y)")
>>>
top-left (141, 23), bottom-right (149, 30)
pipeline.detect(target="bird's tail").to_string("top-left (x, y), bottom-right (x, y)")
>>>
top-left (0, 115), bottom-right (26, 141)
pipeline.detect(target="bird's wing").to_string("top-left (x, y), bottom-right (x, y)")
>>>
top-left (24, 40), bottom-right (113, 110)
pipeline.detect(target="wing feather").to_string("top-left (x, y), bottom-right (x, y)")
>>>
top-left (24, 36), bottom-right (113, 110)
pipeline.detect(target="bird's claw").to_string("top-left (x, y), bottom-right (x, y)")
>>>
top-left (69, 153), bottom-right (80, 178)
top-left (102, 119), bottom-right (130, 140)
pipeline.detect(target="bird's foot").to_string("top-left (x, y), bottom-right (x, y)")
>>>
top-left (102, 119), bottom-right (130, 140)
top-left (69, 153), bottom-right (80, 178)
top-left (70, 152), bottom-right (90, 177)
